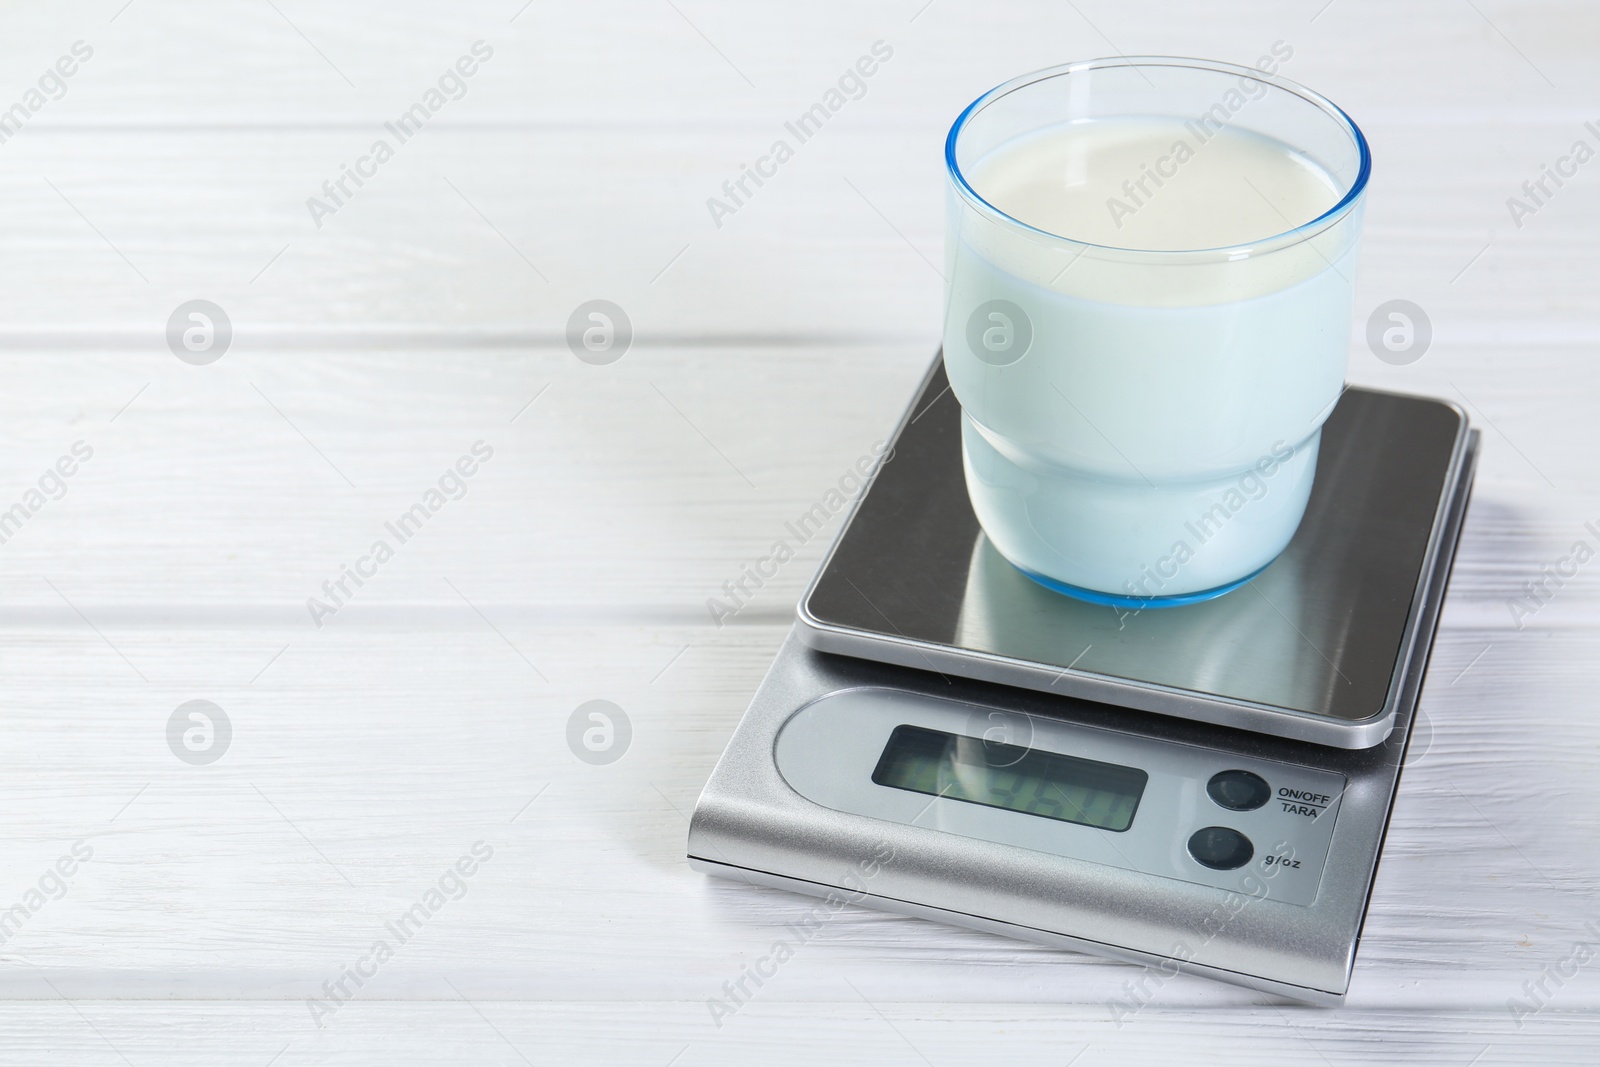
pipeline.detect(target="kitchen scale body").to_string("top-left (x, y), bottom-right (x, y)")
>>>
top-left (689, 353), bottom-right (1478, 1004)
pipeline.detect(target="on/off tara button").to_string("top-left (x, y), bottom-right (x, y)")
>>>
top-left (1206, 769), bottom-right (1271, 812)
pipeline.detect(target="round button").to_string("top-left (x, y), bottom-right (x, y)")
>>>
top-left (1188, 826), bottom-right (1254, 871)
top-left (1207, 769), bottom-right (1271, 812)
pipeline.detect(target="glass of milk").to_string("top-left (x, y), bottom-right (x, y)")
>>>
top-left (944, 56), bottom-right (1369, 608)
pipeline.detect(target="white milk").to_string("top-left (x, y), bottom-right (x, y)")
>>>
top-left (971, 118), bottom-right (1341, 251)
top-left (943, 117), bottom-right (1360, 601)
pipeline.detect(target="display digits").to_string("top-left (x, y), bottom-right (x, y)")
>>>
top-left (872, 725), bottom-right (1147, 832)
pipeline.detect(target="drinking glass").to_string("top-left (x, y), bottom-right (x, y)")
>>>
top-left (943, 56), bottom-right (1370, 607)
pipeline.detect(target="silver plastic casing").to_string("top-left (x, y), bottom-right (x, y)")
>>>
top-left (689, 421), bottom-right (1476, 1004)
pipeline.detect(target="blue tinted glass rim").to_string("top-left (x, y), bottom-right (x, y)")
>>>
top-left (944, 56), bottom-right (1372, 257)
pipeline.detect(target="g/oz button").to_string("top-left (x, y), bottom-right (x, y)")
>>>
top-left (1207, 769), bottom-right (1271, 811)
top-left (1188, 826), bottom-right (1254, 871)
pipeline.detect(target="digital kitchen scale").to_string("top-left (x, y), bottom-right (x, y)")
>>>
top-left (689, 353), bottom-right (1478, 1004)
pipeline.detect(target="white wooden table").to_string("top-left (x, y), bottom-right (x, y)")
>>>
top-left (0, 0), bottom-right (1595, 1062)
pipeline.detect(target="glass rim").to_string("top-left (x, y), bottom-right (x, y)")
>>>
top-left (944, 56), bottom-right (1372, 258)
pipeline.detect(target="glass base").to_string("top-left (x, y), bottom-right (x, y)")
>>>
top-left (956, 410), bottom-right (1321, 604)
top-left (1015, 560), bottom-right (1270, 610)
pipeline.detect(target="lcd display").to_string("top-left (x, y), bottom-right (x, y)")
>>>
top-left (871, 724), bottom-right (1148, 832)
